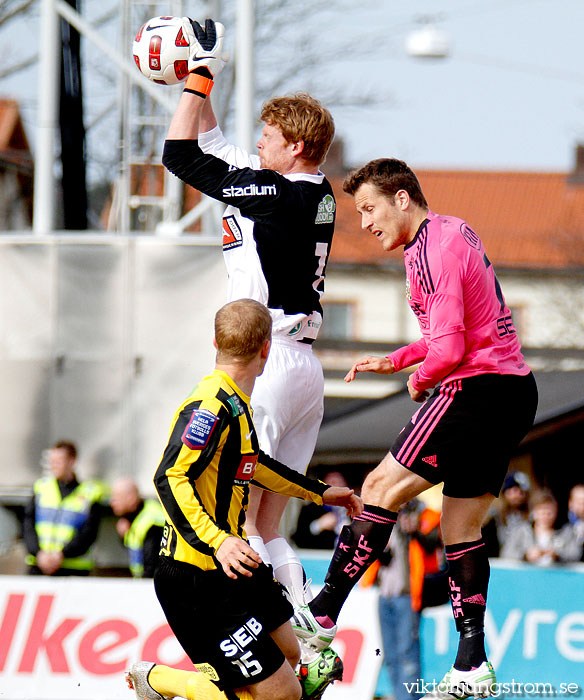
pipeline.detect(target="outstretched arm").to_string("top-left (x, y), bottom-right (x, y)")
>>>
top-left (344, 336), bottom-right (431, 383)
top-left (322, 486), bottom-right (363, 518)
top-left (167, 18), bottom-right (224, 140)
top-left (388, 337), bottom-right (429, 371)
top-left (344, 355), bottom-right (395, 382)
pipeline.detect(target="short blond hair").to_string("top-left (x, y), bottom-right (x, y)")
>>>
top-left (260, 93), bottom-right (335, 166)
top-left (215, 299), bottom-right (272, 363)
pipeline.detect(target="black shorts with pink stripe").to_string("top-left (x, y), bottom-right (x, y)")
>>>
top-left (390, 372), bottom-right (538, 498)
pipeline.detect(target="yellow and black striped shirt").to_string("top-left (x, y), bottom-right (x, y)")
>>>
top-left (154, 369), bottom-right (327, 571)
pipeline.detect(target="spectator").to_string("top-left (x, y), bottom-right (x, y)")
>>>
top-left (22, 441), bottom-right (105, 576)
top-left (361, 499), bottom-right (443, 700)
top-left (110, 477), bottom-right (166, 578)
top-left (292, 471), bottom-right (350, 549)
top-left (501, 488), bottom-right (582, 565)
top-left (483, 471), bottom-right (530, 556)
top-left (559, 484), bottom-right (584, 562)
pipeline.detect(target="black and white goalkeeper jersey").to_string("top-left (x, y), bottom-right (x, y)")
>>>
top-left (162, 126), bottom-right (336, 341)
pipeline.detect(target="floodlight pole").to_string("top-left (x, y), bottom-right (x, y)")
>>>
top-left (236, 0), bottom-right (254, 152)
top-left (33, 0), bottom-right (61, 235)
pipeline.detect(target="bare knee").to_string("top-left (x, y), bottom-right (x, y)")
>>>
top-left (244, 487), bottom-right (263, 536)
top-left (257, 523), bottom-right (281, 542)
top-left (245, 509), bottom-right (280, 541)
top-left (248, 516), bottom-right (280, 542)
top-left (440, 515), bottom-right (483, 545)
top-left (245, 490), bottom-right (289, 542)
top-left (441, 494), bottom-right (495, 545)
top-left (285, 645), bottom-right (300, 671)
top-left (275, 678), bottom-right (302, 700)
top-left (362, 455), bottom-right (429, 511)
top-left (275, 628), bottom-right (301, 670)
top-left (361, 464), bottom-right (394, 502)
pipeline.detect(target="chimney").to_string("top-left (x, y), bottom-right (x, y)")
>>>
top-left (568, 144), bottom-right (584, 185)
top-left (322, 138), bottom-right (346, 178)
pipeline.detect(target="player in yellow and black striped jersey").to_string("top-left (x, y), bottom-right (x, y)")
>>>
top-left (129, 298), bottom-right (362, 700)
top-left (154, 367), bottom-right (331, 572)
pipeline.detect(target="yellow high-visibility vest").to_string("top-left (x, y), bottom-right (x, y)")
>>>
top-left (124, 499), bottom-right (166, 577)
top-left (26, 477), bottom-right (103, 571)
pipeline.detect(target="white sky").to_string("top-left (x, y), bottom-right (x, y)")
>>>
top-left (1, 0), bottom-right (583, 182)
top-left (327, 0), bottom-right (584, 172)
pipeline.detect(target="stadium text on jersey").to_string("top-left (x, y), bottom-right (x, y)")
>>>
top-left (221, 184), bottom-right (277, 197)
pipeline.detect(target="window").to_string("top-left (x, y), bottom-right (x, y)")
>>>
top-left (508, 305), bottom-right (524, 340)
top-left (320, 301), bottom-right (354, 340)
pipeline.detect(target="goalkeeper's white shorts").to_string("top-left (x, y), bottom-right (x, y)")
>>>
top-left (251, 335), bottom-right (324, 474)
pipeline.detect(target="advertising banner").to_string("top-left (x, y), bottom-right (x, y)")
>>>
top-left (1, 560), bottom-right (582, 700)
top-left (304, 557), bottom-right (584, 698)
top-left (0, 576), bottom-right (381, 700)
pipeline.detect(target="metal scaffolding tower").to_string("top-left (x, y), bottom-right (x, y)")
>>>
top-left (115, 0), bottom-right (231, 235)
top-left (115, 1), bottom-right (186, 233)
top-left (34, 0), bottom-right (254, 236)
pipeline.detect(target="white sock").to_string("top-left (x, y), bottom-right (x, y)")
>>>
top-left (247, 535), bottom-right (271, 566)
top-left (265, 537), bottom-right (312, 605)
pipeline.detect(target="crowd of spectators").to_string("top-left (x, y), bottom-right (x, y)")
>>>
top-left (14, 440), bottom-right (164, 579)
top-left (482, 471), bottom-right (584, 565)
top-left (3, 443), bottom-right (579, 700)
top-left (1, 443), bottom-right (582, 579)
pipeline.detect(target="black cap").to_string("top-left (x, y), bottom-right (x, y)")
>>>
top-left (502, 471), bottom-right (530, 493)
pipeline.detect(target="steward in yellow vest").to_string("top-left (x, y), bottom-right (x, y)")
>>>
top-left (111, 477), bottom-right (165, 578)
top-left (23, 441), bottom-right (105, 575)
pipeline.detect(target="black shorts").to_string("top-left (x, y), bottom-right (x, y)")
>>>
top-left (154, 557), bottom-right (293, 693)
top-left (390, 372), bottom-right (538, 498)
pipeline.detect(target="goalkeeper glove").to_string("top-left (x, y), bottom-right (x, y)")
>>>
top-left (181, 17), bottom-right (225, 81)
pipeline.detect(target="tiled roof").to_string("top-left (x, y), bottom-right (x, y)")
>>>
top-left (330, 170), bottom-right (584, 269)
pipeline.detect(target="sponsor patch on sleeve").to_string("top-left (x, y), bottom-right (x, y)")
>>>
top-left (182, 408), bottom-right (219, 450)
top-left (226, 394), bottom-right (245, 416)
top-left (234, 455), bottom-right (258, 485)
top-left (315, 193), bottom-right (336, 224)
top-left (222, 215), bottom-right (243, 250)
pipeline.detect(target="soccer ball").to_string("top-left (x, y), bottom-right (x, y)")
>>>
top-left (133, 16), bottom-right (190, 85)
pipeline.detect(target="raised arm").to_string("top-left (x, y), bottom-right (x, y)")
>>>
top-left (167, 90), bottom-right (205, 141)
top-left (166, 18), bottom-right (224, 140)
top-left (200, 95), bottom-right (218, 134)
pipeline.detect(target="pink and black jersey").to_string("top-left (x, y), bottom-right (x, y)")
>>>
top-left (390, 211), bottom-right (530, 392)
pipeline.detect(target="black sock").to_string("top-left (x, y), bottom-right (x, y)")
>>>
top-left (445, 539), bottom-right (490, 671)
top-left (309, 504), bottom-right (397, 623)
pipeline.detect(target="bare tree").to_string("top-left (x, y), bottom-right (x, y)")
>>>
top-left (0, 0), bottom-right (398, 227)
top-left (216, 1), bottom-right (396, 124)
top-left (0, 0), bottom-right (36, 78)
top-left (0, 0), bottom-right (35, 27)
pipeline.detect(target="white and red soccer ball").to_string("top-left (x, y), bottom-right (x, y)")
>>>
top-left (133, 16), bottom-right (190, 85)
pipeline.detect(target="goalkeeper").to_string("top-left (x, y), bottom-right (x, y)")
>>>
top-left (160, 13), bottom-right (341, 686)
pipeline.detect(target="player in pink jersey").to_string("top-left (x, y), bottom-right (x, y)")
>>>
top-left (291, 158), bottom-right (538, 699)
